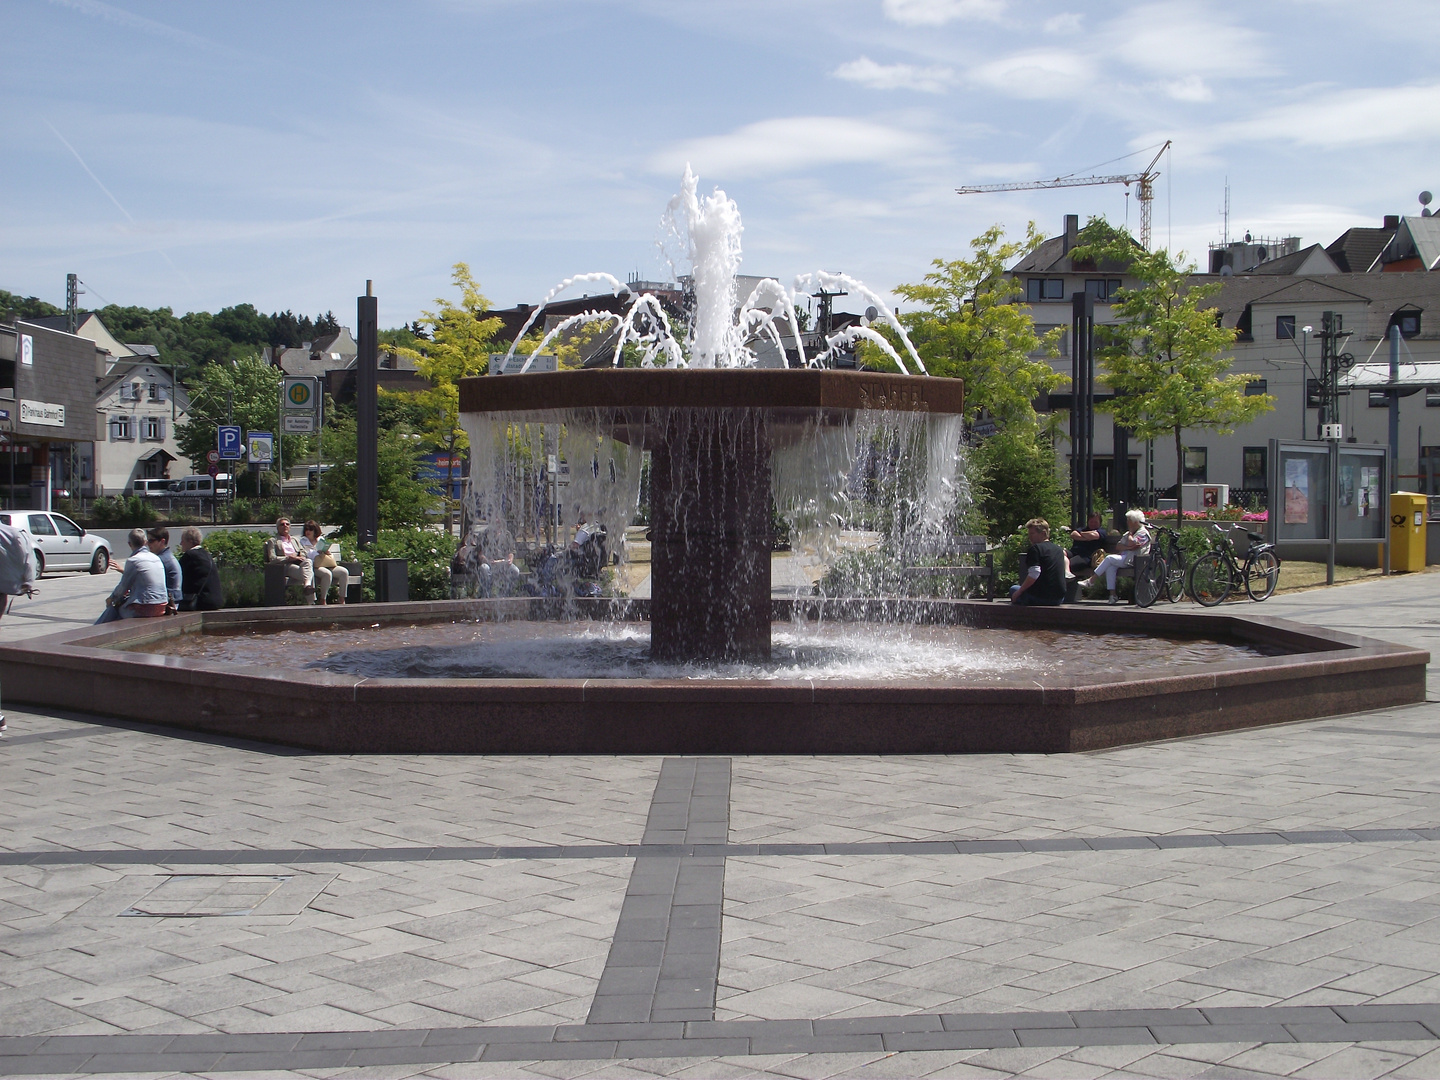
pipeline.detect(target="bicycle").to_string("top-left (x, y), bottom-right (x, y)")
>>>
top-left (1134, 525), bottom-right (1188, 608)
top-left (1187, 523), bottom-right (1282, 606)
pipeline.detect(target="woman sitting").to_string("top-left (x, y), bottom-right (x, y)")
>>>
top-left (264, 517), bottom-right (315, 604)
top-left (298, 520), bottom-right (348, 605)
top-left (1079, 509), bottom-right (1151, 605)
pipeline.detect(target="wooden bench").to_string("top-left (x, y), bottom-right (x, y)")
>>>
top-left (898, 535), bottom-right (996, 600)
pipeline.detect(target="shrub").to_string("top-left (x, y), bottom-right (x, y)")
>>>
top-left (218, 565), bottom-right (265, 607)
top-left (90, 495), bottom-right (156, 526)
top-left (329, 528), bottom-right (458, 601)
top-left (202, 529), bottom-right (269, 569)
top-left (817, 550), bottom-right (901, 597)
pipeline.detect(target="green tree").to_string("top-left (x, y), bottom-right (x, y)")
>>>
top-left (888, 224), bottom-right (1065, 424)
top-left (318, 414), bottom-right (439, 530)
top-left (1073, 220), bottom-right (1273, 500)
top-left (175, 354), bottom-right (306, 480)
top-left (0, 290), bottom-right (62, 323)
top-left (390, 264), bottom-right (504, 507)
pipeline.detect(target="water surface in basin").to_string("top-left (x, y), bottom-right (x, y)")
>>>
top-left (133, 620), bottom-right (1273, 682)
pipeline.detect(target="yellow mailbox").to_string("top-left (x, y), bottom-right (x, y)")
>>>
top-left (1390, 492), bottom-right (1428, 573)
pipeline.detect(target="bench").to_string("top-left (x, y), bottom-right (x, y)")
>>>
top-left (262, 559), bottom-right (364, 605)
top-left (899, 535), bottom-right (996, 600)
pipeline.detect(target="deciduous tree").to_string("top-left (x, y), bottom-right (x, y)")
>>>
top-left (1073, 221), bottom-right (1273, 500)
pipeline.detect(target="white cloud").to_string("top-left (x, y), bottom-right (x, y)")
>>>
top-left (968, 49), bottom-right (1094, 100)
top-left (648, 116), bottom-right (932, 179)
top-left (1190, 81), bottom-right (1440, 151)
top-left (44, 0), bottom-right (215, 50)
top-left (1164, 75), bottom-right (1214, 102)
top-left (882, 0), bottom-right (1006, 26)
top-left (1107, 2), bottom-right (1267, 77)
top-left (1042, 12), bottom-right (1083, 34)
top-left (832, 56), bottom-right (956, 93)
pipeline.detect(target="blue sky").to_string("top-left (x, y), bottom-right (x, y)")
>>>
top-left (4, 0), bottom-right (1438, 330)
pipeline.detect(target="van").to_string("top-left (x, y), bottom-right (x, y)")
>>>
top-left (281, 464), bottom-right (332, 494)
top-left (168, 473), bottom-right (232, 498)
top-left (130, 478), bottom-right (174, 498)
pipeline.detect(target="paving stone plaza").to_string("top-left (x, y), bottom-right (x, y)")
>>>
top-left (2, 570), bottom-right (1440, 1078)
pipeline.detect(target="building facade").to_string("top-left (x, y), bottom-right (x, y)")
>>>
top-left (1008, 214), bottom-right (1440, 510)
top-left (94, 351), bottom-right (194, 496)
top-left (0, 321), bottom-right (105, 510)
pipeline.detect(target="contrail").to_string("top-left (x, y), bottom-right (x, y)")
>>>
top-left (44, 118), bottom-right (189, 285)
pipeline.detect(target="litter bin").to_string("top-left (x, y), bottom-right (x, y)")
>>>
top-left (373, 558), bottom-right (409, 602)
top-left (1390, 492), bottom-right (1427, 573)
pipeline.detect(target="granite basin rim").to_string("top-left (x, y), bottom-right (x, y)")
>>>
top-left (0, 599), bottom-right (1424, 755)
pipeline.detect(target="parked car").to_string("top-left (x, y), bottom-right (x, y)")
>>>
top-left (0, 511), bottom-right (111, 575)
top-left (168, 474), bottom-right (231, 498)
top-left (130, 478), bottom-right (174, 498)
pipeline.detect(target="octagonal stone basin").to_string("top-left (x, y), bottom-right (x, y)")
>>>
top-left (0, 600), bottom-right (1425, 754)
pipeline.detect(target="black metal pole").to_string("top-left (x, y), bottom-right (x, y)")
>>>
top-left (1112, 422), bottom-right (1130, 529)
top-left (357, 282), bottom-right (379, 549)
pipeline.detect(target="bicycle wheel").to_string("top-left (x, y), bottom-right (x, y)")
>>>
top-left (1188, 552), bottom-right (1233, 607)
top-left (1245, 549), bottom-right (1280, 601)
top-left (1164, 552), bottom-right (1188, 603)
top-left (1135, 557), bottom-right (1164, 608)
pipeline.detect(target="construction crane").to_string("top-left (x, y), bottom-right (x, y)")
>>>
top-left (956, 141), bottom-right (1171, 251)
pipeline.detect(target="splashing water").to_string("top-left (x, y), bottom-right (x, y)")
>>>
top-left (499, 166), bottom-right (925, 373)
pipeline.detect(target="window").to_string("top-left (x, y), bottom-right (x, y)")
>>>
top-left (1370, 390), bottom-right (1390, 408)
top-left (1427, 388), bottom-right (1440, 408)
top-left (1245, 379), bottom-right (1268, 396)
top-left (147, 382), bottom-right (164, 401)
top-left (1393, 310), bottom-right (1422, 338)
top-left (109, 416), bottom-right (133, 441)
top-left (1183, 447), bottom-right (1208, 484)
top-left (1243, 446), bottom-right (1267, 489)
top-left (1027, 278), bottom-right (1065, 301)
top-left (1085, 279), bottom-right (1124, 300)
top-left (1276, 315), bottom-right (1296, 340)
top-left (142, 416), bottom-right (165, 441)
top-left (1307, 378), bottom-right (1323, 409)
top-left (53, 515), bottom-right (83, 538)
top-left (26, 514), bottom-right (56, 536)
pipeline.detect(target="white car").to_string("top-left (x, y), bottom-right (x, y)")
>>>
top-left (0, 512), bottom-right (112, 576)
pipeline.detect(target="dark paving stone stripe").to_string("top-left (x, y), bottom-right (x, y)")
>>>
top-left (6, 1003), bottom-right (1440, 1072)
top-left (588, 758), bottom-right (730, 1024)
top-left (3, 824), bottom-right (1438, 867)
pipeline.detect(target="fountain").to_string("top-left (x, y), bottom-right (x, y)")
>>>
top-left (0, 172), bottom-right (1425, 753)
top-left (461, 167), bottom-right (963, 663)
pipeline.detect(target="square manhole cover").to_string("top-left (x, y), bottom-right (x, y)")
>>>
top-left (121, 875), bottom-right (292, 917)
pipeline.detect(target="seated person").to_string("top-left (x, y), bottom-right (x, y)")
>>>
top-left (1009, 517), bottom-right (1067, 607)
top-left (264, 517), bottom-right (315, 604)
top-left (177, 527), bottom-right (224, 611)
top-left (96, 528), bottom-right (169, 623)
top-left (299, 520), bottom-right (348, 605)
top-left (147, 526), bottom-right (183, 614)
top-left (477, 519), bottom-right (521, 596)
top-left (1066, 513), bottom-right (1107, 579)
top-left (1079, 509), bottom-right (1151, 605)
top-left (568, 514), bottom-right (605, 578)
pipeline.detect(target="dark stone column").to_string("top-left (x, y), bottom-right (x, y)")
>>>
top-left (648, 410), bottom-right (772, 662)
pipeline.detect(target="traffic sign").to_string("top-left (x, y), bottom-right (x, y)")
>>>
top-left (206, 449), bottom-right (220, 465)
top-left (218, 425), bottom-right (243, 459)
top-left (208, 462), bottom-right (220, 478)
top-left (283, 377), bottom-right (318, 411)
top-left (247, 431), bottom-right (274, 464)
top-left (283, 414), bottom-right (316, 433)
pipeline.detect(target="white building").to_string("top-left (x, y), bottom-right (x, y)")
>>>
top-left (95, 351), bottom-right (193, 496)
top-left (1007, 214), bottom-right (1440, 508)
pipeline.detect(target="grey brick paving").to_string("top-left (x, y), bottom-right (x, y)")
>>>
top-left (1, 572), bottom-right (1440, 1076)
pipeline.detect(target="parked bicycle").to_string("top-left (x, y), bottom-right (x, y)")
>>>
top-left (1187, 524), bottom-right (1281, 606)
top-left (1134, 525), bottom-right (1188, 608)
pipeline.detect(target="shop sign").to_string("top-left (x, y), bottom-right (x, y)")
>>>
top-left (19, 399), bottom-right (65, 427)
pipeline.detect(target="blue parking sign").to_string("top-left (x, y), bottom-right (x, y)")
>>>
top-left (218, 425), bottom-right (243, 459)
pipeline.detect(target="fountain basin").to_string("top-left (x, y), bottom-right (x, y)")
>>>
top-left (1, 601), bottom-right (1423, 754)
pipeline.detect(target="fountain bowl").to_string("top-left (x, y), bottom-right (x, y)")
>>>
top-left (0, 599), bottom-right (1423, 754)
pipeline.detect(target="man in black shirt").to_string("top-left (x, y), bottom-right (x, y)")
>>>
top-left (1009, 518), bottom-right (1067, 606)
top-left (1067, 512), bottom-right (1106, 579)
top-left (177, 527), bottom-right (225, 611)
